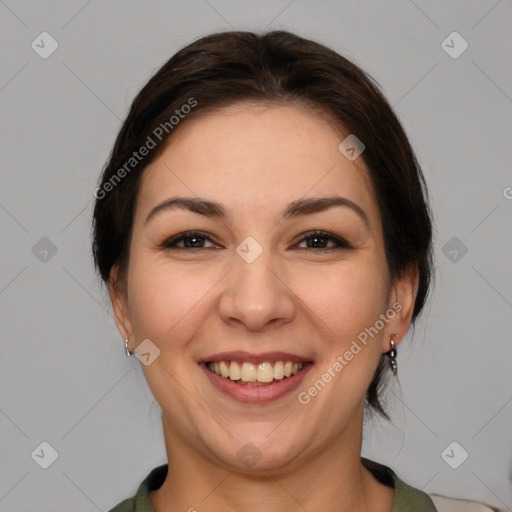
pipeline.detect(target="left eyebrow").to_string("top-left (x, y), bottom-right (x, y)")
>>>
top-left (282, 196), bottom-right (370, 230)
top-left (144, 196), bottom-right (370, 230)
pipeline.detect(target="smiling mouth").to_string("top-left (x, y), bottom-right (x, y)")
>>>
top-left (205, 360), bottom-right (311, 386)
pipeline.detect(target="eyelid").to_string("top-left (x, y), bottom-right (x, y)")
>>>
top-left (159, 230), bottom-right (220, 250)
top-left (295, 230), bottom-right (352, 249)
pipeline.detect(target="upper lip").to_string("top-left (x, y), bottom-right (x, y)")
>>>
top-left (198, 351), bottom-right (313, 364)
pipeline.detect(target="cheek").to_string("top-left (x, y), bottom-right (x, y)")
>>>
top-left (126, 256), bottom-right (217, 342)
top-left (296, 261), bottom-right (389, 335)
top-left (294, 267), bottom-right (388, 410)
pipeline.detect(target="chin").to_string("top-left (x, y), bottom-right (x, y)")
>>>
top-left (205, 428), bottom-right (310, 473)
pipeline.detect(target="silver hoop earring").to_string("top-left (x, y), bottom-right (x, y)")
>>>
top-left (125, 339), bottom-right (133, 357)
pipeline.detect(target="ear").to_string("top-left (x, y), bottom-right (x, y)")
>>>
top-left (108, 265), bottom-right (133, 343)
top-left (382, 263), bottom-right (419, 352)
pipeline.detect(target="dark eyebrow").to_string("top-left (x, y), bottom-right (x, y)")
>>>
top-left (145, 197), bottom-right (227, 225)
top-left (144, 196), bottom-right (370, 229)
top-left (282, 196), bottom-right (370, 229)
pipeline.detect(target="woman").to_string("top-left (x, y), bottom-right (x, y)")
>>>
top-left (93, 30), bottom-right (436, 512)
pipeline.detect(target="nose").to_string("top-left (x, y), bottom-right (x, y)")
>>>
top-left (217, 244), bottom-right (296, 332)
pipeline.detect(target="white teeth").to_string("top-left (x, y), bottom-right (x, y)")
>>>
top-left (229, 361), bottom-right (241, 380)
top-left (207, 360), bottom-right (304, 383)
top-left (240, 362), bottom-right (257, 382)
top-left (273, 361), bottom-right (284, 380)
top-left (219, 361), bottom-right (229, 378)
top-left (257, 362), bottom-right (274, 383)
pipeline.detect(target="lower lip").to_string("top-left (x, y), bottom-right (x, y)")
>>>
top-left (200, 363), bottom-right (313, 404)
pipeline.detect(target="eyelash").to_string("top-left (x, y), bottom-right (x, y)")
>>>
top-left (159, 230), bottom-right (352, 251)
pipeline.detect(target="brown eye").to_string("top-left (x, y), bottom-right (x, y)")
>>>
top-left (160, 231), bottom-right (219, 250)
top-left (296, 231), bottom-right (352, 250)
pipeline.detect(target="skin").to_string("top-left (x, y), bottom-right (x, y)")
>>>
top-left (109, 102), bottom-right (419, 512)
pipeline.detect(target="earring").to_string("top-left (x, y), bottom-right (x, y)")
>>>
top-left (125, 338), bottom-right (133, 357)
top-left (385, 335), bottom-right (398, 376)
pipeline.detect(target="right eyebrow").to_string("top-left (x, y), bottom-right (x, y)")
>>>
top-left (145, 197), bottom-right (227, 225)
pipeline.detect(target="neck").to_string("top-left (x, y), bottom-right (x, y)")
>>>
top-left (150, 409), bottom-right (394, 512)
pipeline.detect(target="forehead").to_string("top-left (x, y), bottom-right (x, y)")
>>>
top-left (137, 103), bottom-right (380, 225)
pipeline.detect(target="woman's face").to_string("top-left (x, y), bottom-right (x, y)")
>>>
top-left (110, 102), bottom-right (417, 471)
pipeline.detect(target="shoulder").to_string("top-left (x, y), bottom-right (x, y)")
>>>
top-left (107, 464), bottom-right (168, 512)
top-left (362, 457), bottom-right (438, 512)
top-left (107, 497), bottom-right (136, 512)
top-left (391, 472), bottom-right (438, 512)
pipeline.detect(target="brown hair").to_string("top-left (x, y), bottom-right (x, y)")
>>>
top-left (92, 30), bottom-right (434, 420)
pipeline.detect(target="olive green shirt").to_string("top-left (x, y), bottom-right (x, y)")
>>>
top-left (107, 458), bottom-right (438, 511)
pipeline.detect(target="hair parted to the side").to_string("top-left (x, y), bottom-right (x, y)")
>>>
top-left (92, 30), bottom-right (434, 421)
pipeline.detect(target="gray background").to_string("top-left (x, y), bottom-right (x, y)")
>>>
top-left (1, 1), bottom-right (511, 511)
